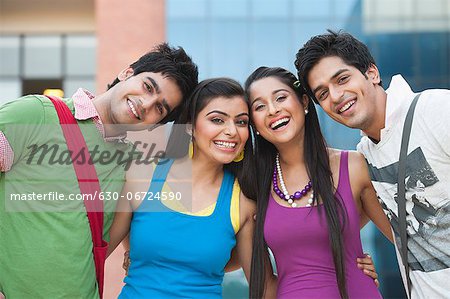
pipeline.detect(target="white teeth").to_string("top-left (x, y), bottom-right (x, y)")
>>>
top-left (127, 100), bottom-right (139, 119)
top-left (339, 100), bottom-right (355, 113)
top-left (214, 141), bottom-right (236, 148)
top-left (270, 117), bottom-right (289, 129)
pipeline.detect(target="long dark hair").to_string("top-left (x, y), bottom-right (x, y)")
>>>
top-left (165, 77), bottom-right (257, 200)
top-left (244, 67), bottom-right (348, 299)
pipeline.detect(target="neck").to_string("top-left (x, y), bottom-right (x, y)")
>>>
top-left (191, 155), bottom-right (224, 186)
top-left (362, 88), bottom-right (388, 143)
top-left (92, 93), bottom-right (124, 137)
top-left (275, 135), bottom-right (305, 167)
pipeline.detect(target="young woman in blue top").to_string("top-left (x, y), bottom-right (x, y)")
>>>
top-left (107, 78), bottom-right (276, 298)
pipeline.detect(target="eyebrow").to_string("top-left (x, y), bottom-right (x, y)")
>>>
top-left (147, 76), bottom-right (172, 115)
top-left (236, 112), bottom-right (249, 118)
top-left (205, 110), bottom-right (249, 118)
top-left (312, 68), bottom-right (349, 95)
top-left (147, 77), bottom-right (161, 94)
top-left (251, 88), bottom-right (290, 106)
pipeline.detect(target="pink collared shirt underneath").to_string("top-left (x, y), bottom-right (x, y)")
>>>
top-left (0, 88), bottom-right (126, 172)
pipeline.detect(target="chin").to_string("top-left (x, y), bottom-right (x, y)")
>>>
top-left (344, 119), bottom-right (363, 130)
top-left (221, 158), bottom-right (235, 165)
top-left (214, 155), bottom-right (235, 165)
top-left (273, 133), bottom-right (297, 145)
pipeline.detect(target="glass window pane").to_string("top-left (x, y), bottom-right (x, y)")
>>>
top-left (291, 20), bottom-right (334, 60)
top-left (66, 35), bottom-right (96, 76)
top-left (318, 109), bottom-right (361, 149)
top-left (210, 20), bottom-right (248, 81)
top-left (293, 0), bottom-right (332, 18)
top-left (250, 21), bottom-right (291, 71)
top-left (0, 79), bottom-right (22, 105)
top-left (375, 33), bottom-right (415, 80)
top-left (24, 36), bottom-right (62, 78)
top-left (250, 0), bottom-right (289, 18)
top-left (64, 78), bottom-right (95, 98)
top-left (0, 36), bottom-right (20, 76)
top-left (168, 20), bottom-right (209, 79)
top-left (418, 33), bottom-right (446, 77)
top-left (167, 0), bottom-right (207, 18)
top-left (334, 0), bottom-right (360, 18)
top-left (211, 0), bottom-right (247, 18)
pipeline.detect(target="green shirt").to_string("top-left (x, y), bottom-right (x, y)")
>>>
top-left (0, 95), bottom-right (131, 298)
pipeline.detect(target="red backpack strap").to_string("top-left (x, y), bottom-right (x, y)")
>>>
top-left (46, 95), bottom-right (107, 298)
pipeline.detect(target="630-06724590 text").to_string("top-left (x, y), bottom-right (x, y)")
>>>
top-left (9, 191), bottom-right (182, 201)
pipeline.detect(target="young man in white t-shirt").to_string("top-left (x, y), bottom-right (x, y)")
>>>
top-left (295, 30), bottom-right (450, 298)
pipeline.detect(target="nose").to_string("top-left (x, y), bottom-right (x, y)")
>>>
top-left (329, 85), bottom-right (344, 103)
top-left (224, 121), bottom-right (238, 137)
top-left (140, 95), bottom-right (157, 115)
top-left (267, 101), bottom-right (281, 116)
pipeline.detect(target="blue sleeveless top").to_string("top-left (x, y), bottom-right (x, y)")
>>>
top-left (119, 159), bottom-right (237, 298)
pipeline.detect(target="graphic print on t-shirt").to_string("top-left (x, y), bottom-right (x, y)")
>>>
top-left (367, 147), bottom-right (450, 272)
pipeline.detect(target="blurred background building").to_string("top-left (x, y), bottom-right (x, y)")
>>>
top-left (2, 0), bottom-right (450, 298)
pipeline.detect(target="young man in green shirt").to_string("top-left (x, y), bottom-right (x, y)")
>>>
top-left (0, 43), bottom-right (198, 298)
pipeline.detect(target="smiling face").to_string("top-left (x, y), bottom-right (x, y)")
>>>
top-left (107, 68), bottom-right (183, 131)
top-left (307, 56), bottom-right (382, 132)
top-left (248, 77), bottom-right (307, 147)
top-left (193, 96), bottom-right (249, 164)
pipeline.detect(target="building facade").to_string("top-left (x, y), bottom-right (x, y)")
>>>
top-left (2, 0), bottom-right (450, 298)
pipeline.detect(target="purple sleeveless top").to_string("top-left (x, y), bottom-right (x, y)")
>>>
top-left (264, 151), bottom-right (382, 299)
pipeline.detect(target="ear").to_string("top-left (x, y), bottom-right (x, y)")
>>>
top-left (185, 123), bottom-right (193, 137)
top-left (366, 63), bottom-right (381, 85)
top-left (301, 94), bottom-right (310, 108)
top-left (117, 67), bottom-right (134, 81)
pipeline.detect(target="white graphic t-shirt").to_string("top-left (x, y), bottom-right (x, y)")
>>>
top-left (357, 75), bottom-right (450, 298)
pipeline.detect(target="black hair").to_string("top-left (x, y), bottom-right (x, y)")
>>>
top-left (244, 67), bottom-right (348, 299)
top-left (108, 43), bottom-right (198, 124)
top-left (165, 77), bottom-right (257, 200)
top-left (295, 29), bottom-right (381, 104)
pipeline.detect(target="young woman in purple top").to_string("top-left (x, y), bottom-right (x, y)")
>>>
top-left (244, 67), bottom-right (393, 299)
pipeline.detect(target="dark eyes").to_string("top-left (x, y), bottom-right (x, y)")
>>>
top-left (211, 118), bottom-right (248, 126)
top-left (156, 103), bottom-right (164, 115)
top-left (144, 82), bottom-right (153, 93)
top-left (317, 90), bottom-right (328, 101)
top-left (316, 75), bottom-right (350, 101)
top-left (254, 104), bottom-right (265, 111)
top-left (275, 95), bottom-right (287, 102)
top-left (338, 75), bottom-right (349, 84)
top-left (236, 119), bottom-right (249, 126)
top-left (254, 94), bottom-right (287, 111)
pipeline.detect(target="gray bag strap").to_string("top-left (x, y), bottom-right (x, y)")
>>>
top-left (398, 93), bottom-right (421, 298)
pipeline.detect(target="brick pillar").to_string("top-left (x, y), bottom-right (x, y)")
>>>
top-left (95, 2), bottom-right (165, 298)
top-left (95, 0), bottom-right (165, 93)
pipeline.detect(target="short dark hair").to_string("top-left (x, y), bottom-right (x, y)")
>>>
top-left (108, 43), bottom-right (198, 124)
top-left (295, 29), bottom-right (381, 103)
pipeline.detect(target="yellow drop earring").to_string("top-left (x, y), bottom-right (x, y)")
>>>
top-left (188, 141), bottom-right (194, 159)
top-left (233, 148), bottom-right (244, 162)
